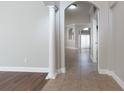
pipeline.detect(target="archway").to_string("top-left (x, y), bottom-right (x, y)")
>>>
top-left (59, 1), bottom-right (109, 73)
top-left (64, 1), bottom-right (99, 73)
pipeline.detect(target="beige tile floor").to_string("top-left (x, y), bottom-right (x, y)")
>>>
top-left (42, 49), bottom-right (122, 91)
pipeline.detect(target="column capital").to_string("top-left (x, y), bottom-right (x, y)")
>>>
top-left (47, 5), bottom-right (58, 12)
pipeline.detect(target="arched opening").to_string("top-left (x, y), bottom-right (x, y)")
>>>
top-left (64, 1), bottom-right (100, 73)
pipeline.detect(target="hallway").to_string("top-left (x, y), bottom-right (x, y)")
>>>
top-left (42, 49), bottom-right (122, 91)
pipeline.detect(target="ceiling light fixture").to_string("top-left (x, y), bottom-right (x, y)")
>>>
top-left (68, 4), bottom-right (77, 9)
top-left (83, 28), bottom-right (89, 31)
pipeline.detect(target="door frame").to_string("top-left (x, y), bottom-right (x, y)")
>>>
top-left (59, 1), bottom-right (101, 73)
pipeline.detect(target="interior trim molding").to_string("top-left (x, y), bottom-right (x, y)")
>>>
top-left (45, 73), bottom-right (56, 79)
top-left (0, 67), bottom-right (49, 73)
top-left (98, 69), bottom-right (109, 74)
top-left (46, 67), bottom-right (66, 80)
top-left (99, 69), bottom-right (124, 90)
top-left (109, 1), bottom-right (118, 8)
top-left (90, 55), bottom-right (97, 63)
top-left (57, 67), bottom-right (66, 74)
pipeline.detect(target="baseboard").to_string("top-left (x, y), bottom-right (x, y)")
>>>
top-left (0, 67), bottom-right (49, 73)
top-left (99, 69), bottom-right (124, 90)
top-left (45, 67), bottom-right (66, 80)
top-left (90, 55), bottom-right (97, 63)
top-left (65, 47), bottom-right (78, 50)
top-left (98, 69), bottom-right (109, 74)
top-left (57, 67), bottom-right (66, 74)
top-left (45, 73), bottom-right (56, 79)
top-left (108, 71), bottom-right (124, 90)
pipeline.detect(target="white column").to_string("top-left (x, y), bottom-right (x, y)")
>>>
top-left (48, 6), bottom-right (56, 79)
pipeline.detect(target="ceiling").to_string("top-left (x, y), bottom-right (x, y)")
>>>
top-left (65, 1), bottom-right (92, 17)
top-left (43, 1), bottom-right (59, 6)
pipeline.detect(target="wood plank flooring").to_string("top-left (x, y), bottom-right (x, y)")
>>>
top-left (42, 49), bottom-right (122, 91)
top-left (0, 72), bottom-right (48, 91)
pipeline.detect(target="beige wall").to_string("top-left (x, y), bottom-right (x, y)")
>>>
top-left (0, 2), bottom-right (49, 68)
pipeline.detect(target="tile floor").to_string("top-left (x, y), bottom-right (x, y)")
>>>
top-left (42, 49), bottom-right (122, 91)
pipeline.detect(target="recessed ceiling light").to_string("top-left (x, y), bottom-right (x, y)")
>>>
top-left (83, 28), bottom-right (89, 31)
top-left (68, 4), bottom-right (77, 9)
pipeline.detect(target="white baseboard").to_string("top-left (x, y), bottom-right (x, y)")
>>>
top-left (98, 69), bottom-right (109, 74)
top-left (90, 55), bottom-right (97, 63)
top-left (109, 71), bottom-right (124, 90)
top-left (57, 67), bottom-right (66, 74)
top-left (99, 69), bottom-right (124, 90)
top-left (0, 67), bottom-right (49, 73)
top-left (65, 47), bottom-right (78, 50)
top-left (45, 67), bottom-right (66, 80)
top-left (45, 73), bottom-right (56, 79)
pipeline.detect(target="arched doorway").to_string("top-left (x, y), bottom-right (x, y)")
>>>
top-left (60, 1), bottom-right (100, 73)
top-left (46, 1), bottom-right (110, 78)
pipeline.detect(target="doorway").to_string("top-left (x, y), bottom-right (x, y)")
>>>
top-left (81, 34), bottom-right (90, 49)
top-left (64, 1), bottom-right (99, 73)
top-left (79, 27), bottom-right (91, 53)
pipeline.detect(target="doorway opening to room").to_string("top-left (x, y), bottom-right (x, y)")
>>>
top-left (64, 1), bottom-right (99, 73)
top-left (81, 34), bottom-right (90, 49)
top-left (80, 27), bottom-right (90, 52)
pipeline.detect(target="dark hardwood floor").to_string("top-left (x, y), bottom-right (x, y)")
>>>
top-left (0, 72), bottom-right (48, 91)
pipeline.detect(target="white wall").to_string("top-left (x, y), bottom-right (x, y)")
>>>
top-left (93, 1), bottom-right (110, 70)
top-left (0, 2), bottom-right (49, 68)
top-left (109, 1), bottom-right (124, 82)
